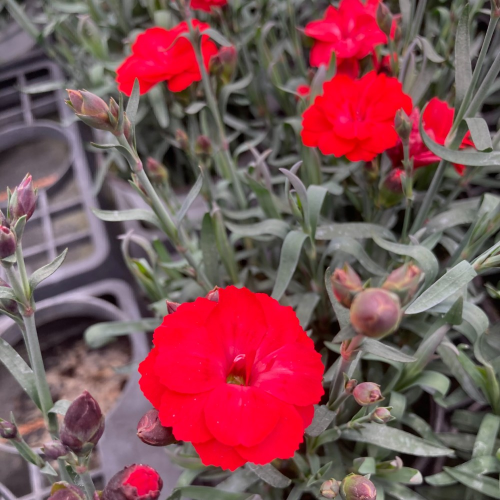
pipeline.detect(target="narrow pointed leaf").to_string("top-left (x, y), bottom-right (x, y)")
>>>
top-left (93, 208), bottom-right (162, 229)
top-left (247, 464), bottom-right (291, 488)
top-left (465, 117), bottom-right (493, 152)
top-left (126, 78), bottom-right (140, 124)
top-left (176, 174), bottom-right (204, 227)
top-left (29, 249), bottom-right (68, 291)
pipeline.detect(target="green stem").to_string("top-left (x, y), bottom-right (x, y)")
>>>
top-left (410, 159), bottom-right (446, 234)
top-left (16, 245), bottom-right (30, 300)
top-left (23, 312), bottom-right (57, 434)
top-left (401, 144), bottom-right (414, 242)
top-left (79, 470), bottom-right (96, 499)
top-left (184, 17), bottom-right (247, 209)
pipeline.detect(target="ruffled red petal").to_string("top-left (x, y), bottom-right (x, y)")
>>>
top-left (194, 440), bottom-right (246, 471)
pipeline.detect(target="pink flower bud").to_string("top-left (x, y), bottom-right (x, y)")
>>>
top-left (145, 158), bottom-right (169, 185)
top-left (340, 474), bottom-right (377, 500)
top-left (195, 135), bottom-right (212, 156)
top-left (66, 90), bottom-right (115, 133)
top-left (382, 264), bottom-right (422, 305)
top-left (296, 84), bottom-right (311, 99)
top-left (206, 286), bottom-right (220, 302)
top-left (10, 174), bottom-right (37, 221)
top-left (0, 419), bottom-right (18, 439)
top-left (320, 478), bottom-right (341, 498)
top-left (109, 97), bottom-right (132, 141)
top-left (43, 441), bottom-right (69, 460)
top-left (102, 464), bottom-right (163, 500)
top-left (60, 391), bottom-right (105, 456)
top-left (350, 288), bottom-right (402, 339)
top-left (331, 264), bottom-right (363, 308)
top-left (379, 169), bottom-right (404, 208)
top-left (0, 278), bottom-right (18, 314)
top-left (48, 483), bottom-right (86, 500)
top-left (137, 409), bottom-right (176, 447)
top-left (175, 130), bottom-right (189, 151)
top-left (210, 46), bottom-right (237, 84)
top-left (0, 226), bottom-right (16, 259)
top-left (353, 382), bottom-right (384, 406)
top-left (371, 407), bottom-right (394, 424)
top-left (166, 301), bottom-right (180, 315)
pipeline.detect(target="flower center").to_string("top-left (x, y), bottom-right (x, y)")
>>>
top-left (226, 354), bottom-right (247, 386)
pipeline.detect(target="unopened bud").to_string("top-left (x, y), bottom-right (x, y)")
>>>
top-left (109, 97), bottom-right (132, 141)
top-left (10, 174), bottom-right (37, 221)
top-left (0, 419), bottom-right (18, 439)
top-left (340, 474), bottom-right (377, 500)
top-left (102, 464), bottom-right (163, 500)
top-left (206, 286), bottom-right (220, 302)
top-left (350, 288), bottom-right (402, 339)
top-left (394, 109), bottom-right (412, 144)
top-left (49, 483), bottom-right (86, 500)
top-left (131, 173), bottom-right (147, 197)
top-left (194, 135), bottom-right (212, 156)
top-left (296, 84), bottom-right (311, 99)
top-left (175, 130), bottom-right (189, 151)
top-left (210, 46), bottom-right (237, 84)
top-left (345, 379), bottom-right (357, 394)
top-left (137, 409), bottom-right (176, 447)
top-left (43, 441), bottom-right (69, 460)
top-left (60, 391), bottom-right (105, 456)
top-left (0, 226), bottom-right (16, 259)
top-left (331, 264), bottom-right (363, 308)
top-left (320, 478), bottom-right (341, 499)
top-left (0, 278), bottom-right (18, 314)
top-left (145, 158), bottom-right (169, 185)
top-left (353, 382), bottom-right (384, 406)
top-left (379, 169), bottom-right (404, 208)
top-left (371, 407), bottom-right (394, 424)
top-left (66, 90), bottom-right (114, 133)
top-left (382, 264), bottom-right (422, 305)
top-left (376, 3), bottom-right (393, 37)
top-left (166, 301), bottom-right (180, 315)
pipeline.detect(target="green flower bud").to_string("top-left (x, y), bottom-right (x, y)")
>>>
top-left (379, 169), bottom-right (404, 208)
top-left (66, 90), bottom-right (114, 133)
top-left (320, 478), bottom-right (341, 499)
top-left (60, 391), bottom-right (105, 456)
top-left (350, 288), bottom-right (402, 339)
top-left (137, 409), bottom-right (176, 447)
top-left (376, 3), bottom-right (393, 37)
top-left (194, 135), bottom-right (212, 156)
top-left (382, 264), bottom-right (422, 305)
top-left (352, 382), bottom-right (384, 406)
top-left (331, 263), bottom-right (363, 308)
top-left (394, 109), bottom-right (412, 144)
top-left (340, 474), bottom-right (376, 500)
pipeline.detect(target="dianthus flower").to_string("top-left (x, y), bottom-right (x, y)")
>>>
top-left (116, 22), bottom-right (218, 95)
top-left (139, 286), bottom-right (324, 471)
top-left (301, 71), bottom-right (412, 162)
top-left (305, 0), bottom-right (387, 77)
top-left (190, 0), bottom-right (227, 11)
top-left (387, 97), bottom-right (475, 175)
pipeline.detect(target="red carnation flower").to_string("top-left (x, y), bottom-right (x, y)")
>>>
top-left (305, 0), bottom-right (387, 78)
top-left (138, 287), bottom-right (324, 471)
top-left (102, 464), bottom-right (162, 500)
top-left (387, 98), bottom-right (475, 175)
top-left (116, 22), bottom-right (219, 95)
top-left (190, 0), bottom-right (227, 11)
top-left (301, 71), bottom-right (412, 162)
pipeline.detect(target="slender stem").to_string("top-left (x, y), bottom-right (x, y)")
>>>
top-left (184, 16), bottom-right (247, 209)
top-left (401, 144), bottom-right (414, 242)
top-left (79, 470), bottom-right (96, 499)
top-left (3, 264), bottom-right (28, 308)
top-left (410, 159), bottom-right (446, 234)
top-left (23, 312), bottom-right (57, 434)
top-left (15, 245), bottom-right (30, 300)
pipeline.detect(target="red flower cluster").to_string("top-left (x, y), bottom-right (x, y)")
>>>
top-left (116, 22), bottom-right (218, 95)
top-left (139, 286), bottom-right (324, 471)
top-left (387, 98), bottom-right (475, 175)
top-left (301, 71), bottom-right (412, 161)
top-left (305, 0), bottom-right (387, 77)
top-left (191, 0), bottom-right (227, 11)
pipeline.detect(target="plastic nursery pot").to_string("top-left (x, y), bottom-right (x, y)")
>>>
top-left (0, 280), bottom-right (181, 500)
top-left (0, 58), bottom-right (113, 294)
top-left (0, 1), bottom-right (38, 66)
